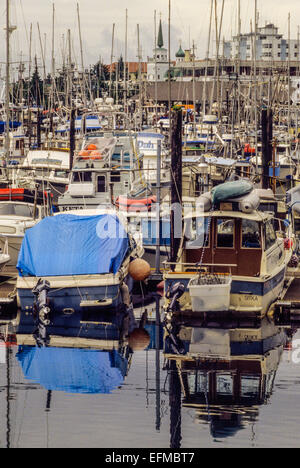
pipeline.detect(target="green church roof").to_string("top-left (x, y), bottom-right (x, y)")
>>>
top-left (157, 19), bottom-right (164, 48)
top-left (175, 44), bottom-right (185, 58)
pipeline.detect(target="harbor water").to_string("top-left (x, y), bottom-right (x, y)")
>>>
top-left (1, 299), bottom-right (300, 449)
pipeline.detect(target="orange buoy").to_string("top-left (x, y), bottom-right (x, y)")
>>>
top-left (128, 328), bottom-right (150, 351)
top-left (128, 258), bottom-right (151, 281)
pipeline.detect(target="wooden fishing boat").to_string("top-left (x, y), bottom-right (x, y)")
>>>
top-left (164, 181), bottom-right (293, 318)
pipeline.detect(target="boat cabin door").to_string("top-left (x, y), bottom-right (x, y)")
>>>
top-left (212, 217), bottom-right (239, 275)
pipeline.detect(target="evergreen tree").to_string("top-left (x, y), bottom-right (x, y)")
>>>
top-left (30, 60), bottom-right (43, 106)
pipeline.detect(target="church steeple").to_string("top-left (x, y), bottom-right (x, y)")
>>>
top-left (157, 19), bottom-right (163, 48)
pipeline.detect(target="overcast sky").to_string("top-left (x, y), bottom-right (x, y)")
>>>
top-left (3, 0), bottom-right (300, 76)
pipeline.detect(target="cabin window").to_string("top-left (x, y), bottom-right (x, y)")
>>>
top-left (97, 176), bottom-right (106, 192)
top-left (187, 372), bottom-right (209, 395)
top-left (185, 217), bottom-right (210, 249)
top-left (72, 171), bottom-right (92, 183)
top-left (216, 218), bottom-right (234, 248)
top-left (264, 220), bottom-right (276, 250)
top-left (55, 171), bottom-right (68, 179)
top-left (111, 172), bottom-right (121, 183)
top-left (216, 373), bottom-right (233, 396)
top-left (241, 375), bottom-right (260, 398)
top-left (0, 203), bottom-right (35, 218)
top-left (241, 220), bottom-right (261, 248)
top-left (294, 217), bottom-right (300, 234)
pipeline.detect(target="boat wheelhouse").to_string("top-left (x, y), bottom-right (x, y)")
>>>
top-left (0, 200), bottom-right (44, 267)
top-left (17, 148), bottom-right (70, 203)
top-left (57, 136), bottom-right (133, 211)
top-left (164, 183), bottom-right (293, 317)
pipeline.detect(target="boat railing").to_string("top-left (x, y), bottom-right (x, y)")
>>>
top-left (162, 261), bottom-right (237, 275)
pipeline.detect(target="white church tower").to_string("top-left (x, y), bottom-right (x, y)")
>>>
top-left (147, 19), bottom-right (169, 82)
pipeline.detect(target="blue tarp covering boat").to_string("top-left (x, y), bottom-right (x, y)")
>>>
top-left (0, 120), bottom-right (22, 133)
top-left (16, 346), bottom-right (127, 394)
top-left (17, 214), bottom-right (130, 277)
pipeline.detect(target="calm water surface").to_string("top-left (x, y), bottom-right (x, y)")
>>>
top-left (1, 306), bottom-right (300, 448)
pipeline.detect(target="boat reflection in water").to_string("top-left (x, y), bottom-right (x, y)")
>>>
top-left (13, 304), bottom-right (150, 395)
top-left (0, 298), bottom-right (154, 448)
top-left (164, 316), bottom-right (288, 446)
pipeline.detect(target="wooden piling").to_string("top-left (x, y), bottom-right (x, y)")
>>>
top-left (170, 108), bottom-right (183, 267)
top-left (261, 107), bottom-right (273, 189)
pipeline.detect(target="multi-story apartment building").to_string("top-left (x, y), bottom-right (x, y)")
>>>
top-left (224, 23), bottom-right (299, 62)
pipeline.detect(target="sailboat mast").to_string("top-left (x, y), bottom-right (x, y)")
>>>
top-left (254, 0), bottom-right (258, 170)
top-left (192, 40), bottom-right (196, 136)
top-left (237, 0), bottom-right (241, 137)
top-left (109, 23), bottom-right (115, 99)
top-left (288, 12), bottom-right (291, 133)
top-left (50, 2), bottom-right (55, 130)
top-left (77, 2), bottom-right (87, 108)
top-left (37, 22), bottom-right (46, 108)
top-left (5, 0), bottom-right (10, 164)
top-left (67, 29), bottom-right (72, 109)
top-left (137, 24), bottom-right (142, 128)
top-left (202, 0), bottom-right (213, 129)
top-left (124, 9), bottom-right (128, 114)
top-left (154, 10), bottom-right (158, 129)
top-left (168, 0), bottom-right (171, 146)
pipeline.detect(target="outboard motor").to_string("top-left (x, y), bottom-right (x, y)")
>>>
top-left (166, 282), bottom-right (185, 312)
top-left (32, 279), bottom-right (51, 326)
top-left (164, 316), bottom-right (185, 355)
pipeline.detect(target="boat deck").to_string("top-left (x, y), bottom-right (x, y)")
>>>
top-left (0, 267), bottom-right (17, 312)
top-left (274, 268), bottom-right (300, 318)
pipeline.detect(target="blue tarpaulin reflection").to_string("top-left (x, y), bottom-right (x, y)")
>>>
top-left (16, 346), bottom-right (127, 394)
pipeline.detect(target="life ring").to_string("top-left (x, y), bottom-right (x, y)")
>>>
top-left (115, 195), bottom-right (157, 212)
